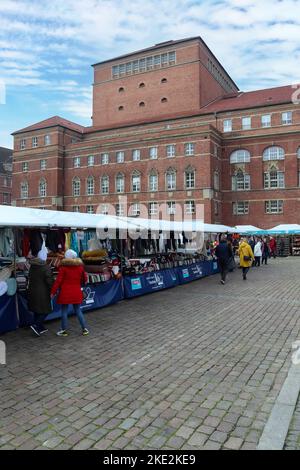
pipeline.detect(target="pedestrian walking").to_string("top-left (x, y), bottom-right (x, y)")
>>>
top-left (51, 249), bottom-right (89, 337)
top-left (215, 234), bottom-right (233, 285)
top-left (269, 237), bottom-right (277, 258)
top-left (28, 246), bottom-right (54, 336)
top-left (238, 237), bottom-right (255, 280)
top-left (254, 238), bottom-right (263, 267)
top-left (262, 238), bottom-right (270, 265)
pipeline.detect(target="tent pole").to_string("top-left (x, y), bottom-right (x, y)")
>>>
top-left (13, 228), bottom-right (20, 324)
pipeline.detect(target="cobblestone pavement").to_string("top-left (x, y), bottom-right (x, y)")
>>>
top-left (1, 258), bottom-right (300, 450)
top-left (284, 393), bottom-right (300, 450)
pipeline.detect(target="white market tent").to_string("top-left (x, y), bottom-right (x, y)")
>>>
top-left (119, 217), bottom-right (233, 233)
top-left (233, 225), bottom-right (264, 235)
top-left (268, 224), bottom-right (300, 235)
top-left (0, 205), bottom-right (140, 230)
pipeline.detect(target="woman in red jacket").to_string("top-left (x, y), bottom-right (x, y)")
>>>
top-left (51, 249), bottom-right (89, 337)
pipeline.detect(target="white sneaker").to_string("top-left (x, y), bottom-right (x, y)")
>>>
top-left (56, 330), bottom-right (68, 337)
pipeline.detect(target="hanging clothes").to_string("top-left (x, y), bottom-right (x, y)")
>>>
top-left (0, 228), bottom-right (13, 257)
top-left (70, 231), bottom-right (79, 253)
top-left (29, 230), bottom-right (43, 257)
top-left (65, 232), bottom-right (71, 250)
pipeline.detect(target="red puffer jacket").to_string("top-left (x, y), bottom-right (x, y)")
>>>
top-left (51, 258), bottom-right (88, 305)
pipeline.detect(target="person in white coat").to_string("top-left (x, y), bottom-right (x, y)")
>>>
top-left (254, 238), bottom-right (263, 267)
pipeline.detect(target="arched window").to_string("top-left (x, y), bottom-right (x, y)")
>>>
top-left (116, 173), bottom-right (125, 193)
top-left (132, 170), bottom-right (141, 192)
top-left (149, 169), bottom-right (158, 192)
top-left (185, 167), bottom-right (195, 189)
top-left (73, 177), bottom-right (80, 197)
top-left (21, 181), bottom-right (28, 199)
top-left (39, 178), bottom-right (47, 197)
top-left (86, 176), bottom-right (95, 196)
top-left (101, 176), bottom-right (109, 194)
top-left (166, 168), bottom-right (176, 190)
top-left (263, 146), bottom-right (285, 161)
top-left (230, 149), bottom-right (251, 164)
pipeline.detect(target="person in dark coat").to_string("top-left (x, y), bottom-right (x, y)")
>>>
top-left (28, 247), bottom-right (54, 336)
top-left (51, 249), bottom-right (89, 337)
top-left (262, 239), bottom-right (270, 265)
top-left (215, 234), bottom-right (233, 285)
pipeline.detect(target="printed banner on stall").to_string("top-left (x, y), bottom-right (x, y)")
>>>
top-left (176, 262), bottom-right (207, 284)
top-left (0, 294), bottom-right (18, 334)
top-left (124, 269), bottom-right (179, 298)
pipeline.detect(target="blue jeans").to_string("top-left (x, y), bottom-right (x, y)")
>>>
top-left (61, 304), bottom-right (87, 331)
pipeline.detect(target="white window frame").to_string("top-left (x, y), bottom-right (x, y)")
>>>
top-left (39, 179), bottom-right (47, 198)
top-left (185, 200), bottom-right (195, 215)
top-left (87, 155), bottom-right (95, 167)
top-left (72, 177), bottom-right (81, 197)
top-left (223, 119), bottom-right (232, 132)
top-left (130, 203), bottom-right (140, 216)
top-left (242, 117), bottom-right (251, 130)
top-left (22, 162), bottom-right (28, 172)
top-left (74, 156), bottom-right (81, 168)
top-left (20, 139), bottom-right (26, 150)
top-left (149, 147), bottom-right (158, 160)
top-left (132, 173), bottom-right (141, 192)
top-left (44, 135), bottom-right (51, 145)
top-left (185, 170), bottom-right (195, 189)
top-left (73, 206), bottom-right (80, 212)
top-left (230, 150), bottom-right (251, 164)
top-left (282, 111), bottom-right (292, 125)
top-left (101, 176), bottom-right (109, 195)
top-left (87, 205), bottom-right (95, 214)
top-left (116, 174), bottom-right (125, 193)
top-left (101, 204), bottom-right (109, 215)
top-left (232, 173), bottom-right (251, 191)
top-left (167, 201), bottom-right (176, 215)
top-left (265, 200), bottom-right (283, 214)
top-left (21, 182), bottom-right (28, 199)
top-left (185, 143), bottom-right (195, 156)
top-left (40, 159), bottom-right (47, 170)
top-left (132, 149), bottom-right (141, 161)
top-left (233, 201), bottom-right (249, 215)
top-left (263, 147), bottom-right (285, 161)
top-left (101, 153), bottom-right (109, 165)
top-left (264, 171), bottom-right (285, 189)
top-left (261, 114), bottom-right (271, 128)
top-left (32, 136), bottom-right (38, 148)
top-left (166, 144), bottom-right (176, 158)
top-left (116, 151), bottom-right (125, 163)
top-left (166, 170), bottom-right (176, 190)
top-left (86, 176), bottom-right (95, 196)
top-left (149, 202), bottom-right (158, 216)
top-left (149, 173), bottom-right (158, 192)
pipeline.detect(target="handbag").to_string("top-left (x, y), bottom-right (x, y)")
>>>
top-left (244, 256), bottom-right (252, 262)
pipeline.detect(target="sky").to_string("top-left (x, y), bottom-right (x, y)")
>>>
top-left (0, 0), bottom-right (300, 149)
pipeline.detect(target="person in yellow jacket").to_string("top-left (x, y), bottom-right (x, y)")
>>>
top-left (238, 237), bottom-right (255, 280)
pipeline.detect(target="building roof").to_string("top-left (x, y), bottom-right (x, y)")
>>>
top-left (201, 85), bottom-right (295, 114)
top-left (12, 116), bottom-right (85, 135)
top-left (0, 147), bottom-right (13, 175)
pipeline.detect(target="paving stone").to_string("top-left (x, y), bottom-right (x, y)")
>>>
top-left (224, 437), bottom-right (244, 450)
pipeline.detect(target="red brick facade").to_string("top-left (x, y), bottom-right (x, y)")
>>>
top-left (0, 147), bottom-right (12, 206)
top-left (12, 37), bottom-right (300, 229)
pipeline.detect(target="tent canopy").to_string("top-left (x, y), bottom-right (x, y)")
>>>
top-left (233, 225), bottom-right (264, 235)
top-left (268, 224), bottom-right (300, 235)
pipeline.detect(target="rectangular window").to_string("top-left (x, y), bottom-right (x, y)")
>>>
top-left (149, 174), bottom-right (158, 192)
top-left (232, 174), bottom-right (251, 191)
top-left (149, 147), bottom-right (158, 159)
top-left (131, 203), bottom-right (140, 216)
top-left (154, 55), bottom-right (161, 67)
top-left (168, 51), bottom-right (176, 64)
top-left (264, 171), bottom-right (285, 189)
top-left (116, 203), bottom-right (125, 216)
top-left (119, 64), bottom-right (125, 76)
top-left (116, 176), bottom-right (124, 193)
top-left (112, 65), bottom-right (119, 78)
top-left (233, 201), bottom-right (249, 215)
top-left (101, 153), bottom-right (109, 165)
top-left (242, 117), bottom-right (251, 130)
top-left (132, 149), bottom-right (141, 161)
top-left (223, 119), bottom-right (232, 132)
top-left (133, 60), bottom-right (139, 73)
top-left (20, 139), bottom-right (26, 150)
top-left (3, 177), bottom-right (8, 187)
top-left (88, 155), bottom-right (95, 167)
top-left (166, 144), bottom-right (176, 158)
top-left (40, 160), bottom-right (46, 170)
top-left (44, 135), bottom-right (51, 145)
top-left (116, 151), bottom-right (125, 163)
top-left (139, 58), bottom-right (146, 72)
top-left (125, 62), bottom-right (132, 75)
top-left (101, 177), bottom-right (109, 194)
top-left (282, 111), bottom-right (292, 125)
top-left (149, 202), bottom-right (158, 216)
top-left (101, 204), bottom-right (109, 215)
top-left (161, 53), bottom-right (168, 66)
top-left (74, 157), bottom-right (81, 168)
top-left (166, 173), bottom-right (176, 190)
top-left (214, 201), bottom-right (219, 216)
top-left (73, 206), bottom-right (80, 212)
top-left (185, 143), bottom-right (195, 156)
top-left (22, 162), bottom-right (28, 172)
top-left (3, 193), bottom-right (11, 205)
top-left (167, 201), bottom-right (176, 215)
top-left (261, 114), bottom-right (271, 127)
top-left (146, 56), bottom-right (153, 70)
top-left (265, 200), bottom-right (283, 214)
top-left (185, 171), bottom-right (195, 189)
top-left (86, 205), bottom-right (94, 214)
top-left (132, 175), bottom-right (141, 192)
top-left (32, 137), bottom-right (38, 148)
top-left (185, 200), bottom-right (195, 215)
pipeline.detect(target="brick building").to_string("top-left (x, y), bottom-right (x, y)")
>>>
top-left (0, 146), bottom-right (12, 205)
top-left (11, 37), bottom-right (300, 229)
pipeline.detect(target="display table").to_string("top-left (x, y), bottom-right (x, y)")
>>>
top-left (0, 293), bottom-right (18, 334)
top-left (176, 262), bottom-right (207, 284)
top-left (17, 279), bottom-right (124, 326)
top-left (124, 268), bottom-right (179, 298)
